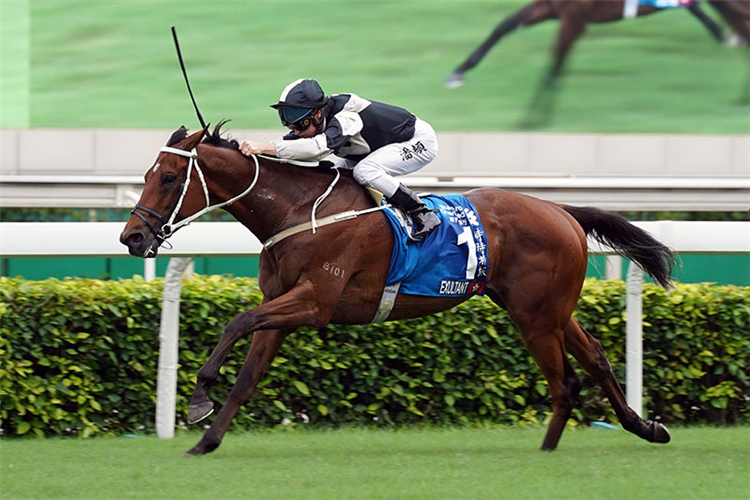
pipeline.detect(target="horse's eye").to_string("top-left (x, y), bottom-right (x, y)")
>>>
top-left (163, 173), bottom-right (178, 185)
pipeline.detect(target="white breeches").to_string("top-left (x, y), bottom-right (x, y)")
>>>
top-left (333, 118), bottom-right (438, 198)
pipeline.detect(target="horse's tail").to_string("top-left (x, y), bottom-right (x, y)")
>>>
top-left (562, 205), bottom-right (676, 289)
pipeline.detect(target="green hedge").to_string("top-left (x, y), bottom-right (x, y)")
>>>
top-left (1, 276), bottom-right (748, 437)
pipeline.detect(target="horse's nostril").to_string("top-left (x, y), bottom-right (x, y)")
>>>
top-left (123, 231), bottom-right (143, 246)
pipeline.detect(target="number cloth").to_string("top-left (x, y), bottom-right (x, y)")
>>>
top-left (383, 194), bottom-right (489, 297)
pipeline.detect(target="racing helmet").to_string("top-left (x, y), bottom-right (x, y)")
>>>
top-left (270, 78), bottom-right (327, 128)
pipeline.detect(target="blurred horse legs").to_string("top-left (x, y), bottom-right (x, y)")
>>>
top-left (707, 1), bottom-right (750, 102)
top-left (547, 12), bottom-right (588, 83)
top-left (708, 0), bottom-right (750, 44)
top-left (688, 2), bottom-right (726, 42)
top-left (445, 1), bottom-right (554, 88)
top-left (520, 12), bottom-right (587, 128)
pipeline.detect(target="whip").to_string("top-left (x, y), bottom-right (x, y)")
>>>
top-left (171, 26), bottom-right (208, 131)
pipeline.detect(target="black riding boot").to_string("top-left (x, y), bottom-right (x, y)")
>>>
top-left (387, 184), bottom-right (441, 240)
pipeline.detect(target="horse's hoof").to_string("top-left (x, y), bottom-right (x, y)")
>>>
top-left (183, 437), bottom-right (220, 457)
top-left (445, 72), bottom-right (465, 89)
top-left (183, 445), bottom-right (208, 457)
top-left (187, 401), bottom-right (214, 424)
top-left (647, 420), bottom-right (671, 444)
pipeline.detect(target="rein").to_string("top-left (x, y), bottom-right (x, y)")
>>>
top-left (132, 146), bottom-right (259, 245)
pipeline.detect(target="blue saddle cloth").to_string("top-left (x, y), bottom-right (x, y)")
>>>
top-left (383, 194), bottom-right (488, 297)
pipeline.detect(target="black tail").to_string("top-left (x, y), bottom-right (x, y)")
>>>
top-left (563, 206), bottom-right (676, 289)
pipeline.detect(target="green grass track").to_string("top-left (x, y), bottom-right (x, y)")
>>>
top-left (1, 426), bottom-right (748, 499)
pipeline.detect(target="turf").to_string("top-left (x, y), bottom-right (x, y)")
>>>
top-left (1, 426), bottom-right (748, 499)
top-left (1, 0), bottom-right (748, 132)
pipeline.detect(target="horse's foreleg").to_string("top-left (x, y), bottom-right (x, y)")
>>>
top-left (185, 278), bottom-right (346, 456)
top-left (185, 328), bottom-right (290, 457)
top-left (187, 278), bottom-right (337, 423)
top-left (187, 298), bottom-right (273, 424)
top-left (564, 319), bottom-right (671, 444)
top-left (446, 1), bottom-right (553, 88)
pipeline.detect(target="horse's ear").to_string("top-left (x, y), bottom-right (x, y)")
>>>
top-left (166, 126), bottom-right (189, 147)
top-left (183, 128), bottom-right (207, 149)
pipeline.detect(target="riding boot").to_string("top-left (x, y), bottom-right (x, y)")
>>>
top-left (387, 184), bottom-right (441, 240)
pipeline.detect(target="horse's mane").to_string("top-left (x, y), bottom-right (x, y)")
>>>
top-left (203, 120), bottom-right (240, 150)
top-left (165, 120), bottom-right (239, 150)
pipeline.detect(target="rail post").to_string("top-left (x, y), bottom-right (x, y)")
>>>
top-left (626, 261), bottom-right (644, 418)
top-left (155, 257), bottom-right (193, 438)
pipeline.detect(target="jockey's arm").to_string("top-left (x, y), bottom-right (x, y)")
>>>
top-left (239, 140), bottom-right (276, 156)
top-left (239, 134), bottom-right (332, 161)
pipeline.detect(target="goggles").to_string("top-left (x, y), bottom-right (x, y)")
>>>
top-left (279, 106), bottom-right (315, 130)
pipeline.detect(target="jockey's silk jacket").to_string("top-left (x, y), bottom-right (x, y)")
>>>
top-left (273, 93), bottom-right (416, 162)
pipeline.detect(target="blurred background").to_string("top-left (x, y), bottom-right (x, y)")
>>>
top-left (3, 0), bottom-right (749, 130)
top-left (1, 0), bottom-right (748, 282)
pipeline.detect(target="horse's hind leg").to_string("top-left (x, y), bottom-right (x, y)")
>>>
top-left (446, 0), bottom-right (554, 88)
top-left (564, 319), bottom-right (670, 444)
top-left (519, 325), bottom-right (582, 450)
top-left (185, 328), bottom-right (291, 456)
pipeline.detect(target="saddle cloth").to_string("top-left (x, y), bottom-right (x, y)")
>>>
top-left (382, 194), bottom-right (489, 297)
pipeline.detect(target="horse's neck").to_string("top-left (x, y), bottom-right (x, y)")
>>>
top-left (210, 154), bottom-right (366, 244)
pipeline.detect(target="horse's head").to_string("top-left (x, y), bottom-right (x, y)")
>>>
top-left (119, 126), bottom-right (209, 258)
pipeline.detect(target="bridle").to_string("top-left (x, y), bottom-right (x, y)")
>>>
top-left (131, 145), bottom-right (259, 251)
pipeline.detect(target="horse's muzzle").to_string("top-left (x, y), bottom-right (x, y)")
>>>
top-left (120, 227), bottom-right (160, 258)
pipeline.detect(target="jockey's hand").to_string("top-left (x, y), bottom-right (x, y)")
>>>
top-left (239, 140), bottom-right (265, 156)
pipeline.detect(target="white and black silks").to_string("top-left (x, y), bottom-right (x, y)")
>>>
top-left (273, 93), bottom-right (416, 162)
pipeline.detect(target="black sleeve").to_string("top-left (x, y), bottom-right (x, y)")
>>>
top-left (323, 117), bottom-right (352, 153)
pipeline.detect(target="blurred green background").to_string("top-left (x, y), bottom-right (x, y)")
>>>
top-left (1, 0), bottom-right (749, 133)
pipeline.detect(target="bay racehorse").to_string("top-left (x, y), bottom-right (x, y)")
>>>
top-left (446, 0), bottom-right (750, 125)
top-left (120, 122), bottom-right (676, 456)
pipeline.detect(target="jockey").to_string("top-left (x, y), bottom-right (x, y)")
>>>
top-left (239, 78), bottom-right (441, 240)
